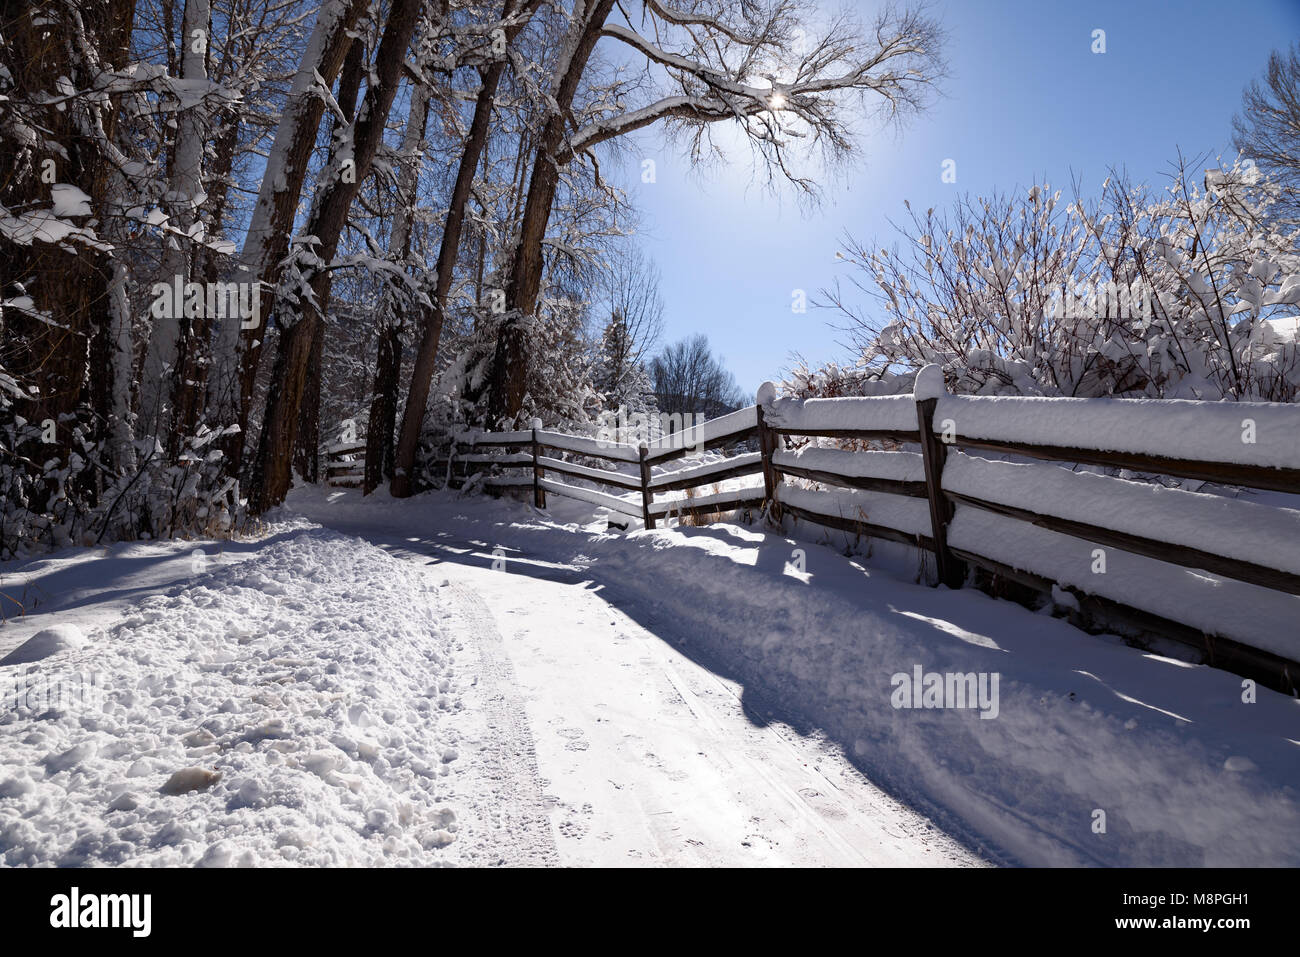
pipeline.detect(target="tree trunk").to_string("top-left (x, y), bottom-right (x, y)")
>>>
top-left (293, 327), bottom-right (324, 483)
top-left (248, 0), bottom-right (425, 513)
top-left (486, 0), bottom-right (615, 426)
top-left (389, 0), bottom-right (541, 497)
top-left (208, 0), bottom-right (367, 476)
top-left (364, 319), bottom-right (403, 494)
top-left (140, 0), bottom-right (210, 451)
top-left (292, 36), bottom-right (365, 486)
top-left (0, 0), bottom-right (136, 513)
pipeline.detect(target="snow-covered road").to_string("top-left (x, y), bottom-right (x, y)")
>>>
top-left (3, 483), bottom-right (1297, 867)
top-left (415, 543), bottom-right (976, 866)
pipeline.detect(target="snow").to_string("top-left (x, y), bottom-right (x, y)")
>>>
top-left (932, 394), bottom-right (1300, 470)
top-left (942, 452), bottom-right (1300, 577)
top-left (650, 485), bottom-right (764, 518)
top-left (49, 184), bottom-right (93, 218)
top-left (762, 393), bottom-right (919, 433)
top-left (773, 446), bottom-right (926, 483)
top-left (4, 484), bottom-right (1299, 867)
top-left (649, 451), bottom-right (761, 489)
top-left (0, 524), bottom-right (552, 866)
top-left (776, 484), bottom-right (933, 539)
top-left (0, 625), bottom-right (87, 665)
top-left (539, 478), bottom-right (641, 518)
top-left (536, 430), bottom-right (641, 462)
top-left (912, 363), bottom-right (945, 401)
top-left (288, 488), bottom-right (1300, 866)
top-left (946, 505), bottom-right (1300, 661)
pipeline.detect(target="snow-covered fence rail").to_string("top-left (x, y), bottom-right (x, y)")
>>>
top-left (760, 366), bottom-right (1300, 692)
top-left (448, 412), bottom-right (764, 527)
top-left (325, 442), bottom-right (367, 488)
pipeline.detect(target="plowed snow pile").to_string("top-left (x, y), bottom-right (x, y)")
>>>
top-left (0, 529), bottom-right (463, 866)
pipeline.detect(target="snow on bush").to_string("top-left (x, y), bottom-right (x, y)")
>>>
top-left (0, 528), bottom-right (464, 866)
top-left (816, 157), bottom-right (1300, 403)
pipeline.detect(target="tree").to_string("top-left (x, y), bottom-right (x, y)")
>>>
top-left (247, 0), bottom-right (426, 513)
top-left (591, 242), bottom-right (663, 412)
top-left (651, 334), bottom-right (746, 418)
top-left (1233, 44), bottom-right (1300, 226)
top-left (388, 0), bottom-right (546, 498)
top-left (208, 0), bottom-right (369, 474)
top-left (484, 0), bottom-right (946, 427)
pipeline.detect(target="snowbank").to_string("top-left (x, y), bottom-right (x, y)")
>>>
top-left (0, 528), bottom-right (466, 866)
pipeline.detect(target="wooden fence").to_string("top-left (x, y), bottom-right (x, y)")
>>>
top-left (325, 374), bottom-right (1300, 693)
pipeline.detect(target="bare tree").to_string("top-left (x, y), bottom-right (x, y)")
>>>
top-left (485, 0), bottom-right (946, 427)
top-left (651, 334), bottom-right (746, 418)
top-left (592, 241), bottom-right (664, 405)
top-left (1233, 44), bottom-right (1300, 226)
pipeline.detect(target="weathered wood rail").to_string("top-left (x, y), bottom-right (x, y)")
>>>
top-left (325, 368), bottom-right (1300, 693)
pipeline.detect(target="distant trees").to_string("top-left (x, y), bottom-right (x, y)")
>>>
top-left (651, 334), bottom-right (746, 419)
top-left (591, 243), bottom-right (664, 415)
top-left (1233, 44), bottom-right (1300, 226)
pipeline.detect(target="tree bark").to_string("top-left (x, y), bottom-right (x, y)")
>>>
top-left (208, 0), bottom-right (367, 476)
top-left (293, 36), bottom-right (365, 485)
top-left (486, 0), bottom-right (615, 427)
top-left (140, 0), bottom-right (210, 453)
top-left (248, 0), bottom-right (425, 513)
top-left (389, 0), bottom-right (542, 497)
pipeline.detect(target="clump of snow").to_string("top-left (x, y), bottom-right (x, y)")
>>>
top-left (763, 394), bottom-right (918, 433)
top-left (912, 363), bottom-right (946, 401)
top-left (49, 184), bottom-right (93, 218)
top-left (1, 624), bottom-right (88, 665)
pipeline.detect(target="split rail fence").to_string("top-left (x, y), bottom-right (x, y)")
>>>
top-left (327, 375), bottom-right (1300, 693)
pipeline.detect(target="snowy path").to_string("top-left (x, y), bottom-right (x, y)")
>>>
top-left (293, 487), bottom-right (1300, 868)
top-left (4, 483), bottom-right (1297, 867)
top-left (369, 536), bottom-right (977, 866)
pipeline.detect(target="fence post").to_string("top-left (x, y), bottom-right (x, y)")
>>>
top-left (755, 382), bottom-right (780, 516)
top-left (914, 366), bottom-right (963, 588)
top-left (531, 418), bottom-right (546, 509)
top-left (639, 443), bottom-right (655, 530)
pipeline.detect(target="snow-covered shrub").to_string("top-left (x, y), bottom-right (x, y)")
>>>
top-left (818, 156), bottom-right (1300, 402)
top-left (1, 410), bottom-right (246, 560)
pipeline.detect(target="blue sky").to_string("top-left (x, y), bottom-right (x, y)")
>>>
top-left (613, 0), bottom-right (1300, 397)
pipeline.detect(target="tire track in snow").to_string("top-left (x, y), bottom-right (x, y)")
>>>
top-left (439, 581), bottom-right (558, 866)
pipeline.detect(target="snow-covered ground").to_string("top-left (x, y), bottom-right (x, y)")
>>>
top-left (1, 481), bottom-right (1298, 867)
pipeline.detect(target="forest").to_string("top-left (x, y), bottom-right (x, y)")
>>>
top-left (0, 0), bottom-right (943, 555)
